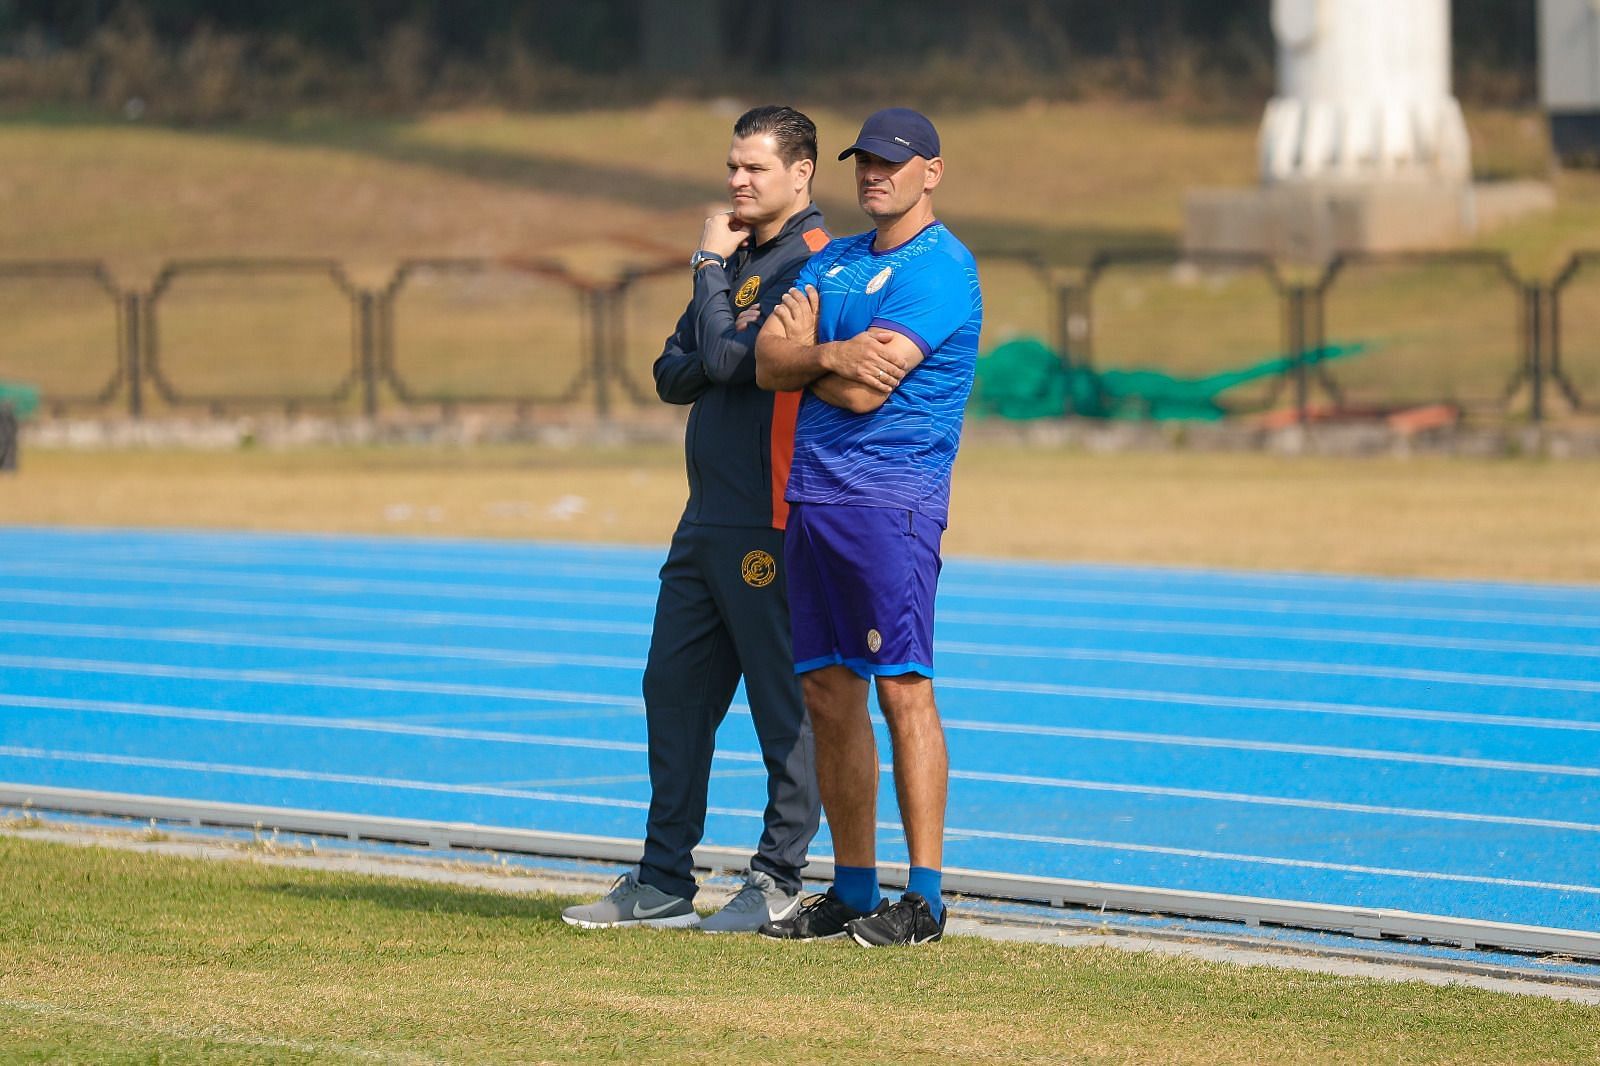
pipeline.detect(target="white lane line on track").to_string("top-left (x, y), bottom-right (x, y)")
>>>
top-left (7, 619), bottom-right (1598, 696)
top-left (936, 582), bottom-right (1600, 629)
top-left (941, 610), bottom-right (1600, 659)
top-left (0, 589), bottom-right (656, 637)
top-left (5, 744), bottom-right (1598, 896)
top-left (2, 559), bottom-right (1596, 629)
top-left (1, 588), bottom-right (1595, 659)
top-left (934, 677), bottom-right (1600, 733)
top-left (6, 694), bottom-right (1599, 828)
top-left (5, 659), bottom-right (1599, 776)
top-left (0, 621), bottom-right (642, 671)
top-left (962, 825), bottom-right (1600, 897)
top-left (0, 654), bottom-right (644, 706)
top-left (938, 639), bottom-right (1600, 694)
top-left (936, 719), bottom-right (1600, 778)
top-left (10, 548), bottom-right (656, 584)
top-left (0, 693), bottom-right (676, 757)
top-left (0, 562), bottom-right (658, 608)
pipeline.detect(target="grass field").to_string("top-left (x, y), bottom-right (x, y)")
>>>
top-left (3, 442), bottom-right (1598, 583)
top-left (3, 834), bottom-right (1596, 1065)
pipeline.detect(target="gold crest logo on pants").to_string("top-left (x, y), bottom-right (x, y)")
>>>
top-left (741, 549), bottom-right (776, 588)
top-left (734, 275), bottom-right (761, 308)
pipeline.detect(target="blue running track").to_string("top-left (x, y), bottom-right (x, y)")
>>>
top-left (1, 526), bottom-right (1597, 935)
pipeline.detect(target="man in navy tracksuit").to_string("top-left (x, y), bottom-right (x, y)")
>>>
top-left (563, 106), bottom-right (828, 933)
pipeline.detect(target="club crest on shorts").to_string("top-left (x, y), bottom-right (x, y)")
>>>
top-left (866, 628), bottom-right (883, 653)
top-left (865, 267), bottom-right (893, 294)
top-left (734, 275), bottom-right (761, 308)
top-left (741, 549), bottom-right (776, 588)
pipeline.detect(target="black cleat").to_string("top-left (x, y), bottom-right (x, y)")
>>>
top-left (845, 892), bottom-right (947, 946)
top-left (758, 889), bottom-right (866, 941)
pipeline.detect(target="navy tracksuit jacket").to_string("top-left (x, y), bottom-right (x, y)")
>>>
top-left (640, 204), bottom-right (829, 899)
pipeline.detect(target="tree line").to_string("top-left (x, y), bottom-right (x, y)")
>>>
top-left (0, 1), bottom-right (1538, 120)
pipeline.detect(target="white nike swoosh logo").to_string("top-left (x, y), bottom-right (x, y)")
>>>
top-left (633, 900), bottom-right (682, 918)
top-left (768, 897), bottom-right (801, 922)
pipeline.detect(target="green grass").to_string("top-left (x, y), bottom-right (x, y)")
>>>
top-left (2, 835), bottom-right (1595, 1064)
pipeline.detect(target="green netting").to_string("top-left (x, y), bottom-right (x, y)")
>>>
top-left (972, 337), bottom-right (1368, 421)
top-left (0, 382), bottom-right (39, 419)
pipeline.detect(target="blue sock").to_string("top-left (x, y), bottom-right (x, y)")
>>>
top-left (907, 866), bottom-right (944, 919)
top-left (831, 864), bottom-right (882, 914)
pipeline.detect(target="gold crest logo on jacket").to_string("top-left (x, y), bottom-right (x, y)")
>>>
top-left (734, 276), bottom-right (761, 308)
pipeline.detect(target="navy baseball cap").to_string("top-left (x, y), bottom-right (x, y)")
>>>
top-left (837, 108), bottom-right (940, 163)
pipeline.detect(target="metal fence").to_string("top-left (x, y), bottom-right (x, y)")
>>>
top-left (0, 250), bottom-right (1590, 423)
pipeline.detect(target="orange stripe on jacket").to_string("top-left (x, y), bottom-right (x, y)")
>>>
top-left (770, 227), bottom-right (828, 528)
top-left (769, 390), bottom-right (801, 530)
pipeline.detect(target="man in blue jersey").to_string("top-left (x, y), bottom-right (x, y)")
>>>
top-left (753, 108), bottom-right (982, 947)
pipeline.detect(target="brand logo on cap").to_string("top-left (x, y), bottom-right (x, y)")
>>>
top-left (893, 136), bottom-right (911, 146)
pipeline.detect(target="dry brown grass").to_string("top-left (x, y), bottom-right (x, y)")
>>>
top-left (6, 102), bottom-right (1595, 414)
top-left (4, 443), bottom-right (1597, 584)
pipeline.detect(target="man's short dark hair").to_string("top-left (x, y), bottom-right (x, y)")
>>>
top-left (734, 105), bottom-right (818, 168)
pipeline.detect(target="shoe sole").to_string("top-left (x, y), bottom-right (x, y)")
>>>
top-left (848, 929), bottom-right (943, 948)
top-left (562, 912), bottom-right (701, 930)
top-left (756, 929), bottom-right (849, 942)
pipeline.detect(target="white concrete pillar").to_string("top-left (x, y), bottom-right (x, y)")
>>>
top-left (1260, 0), bottom-right (1472, 184)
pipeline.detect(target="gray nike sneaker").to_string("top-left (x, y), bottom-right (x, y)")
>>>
top-left (699, 869), bottom-right (801, 934)
top-left (561, 868), bottom-right (699, 929)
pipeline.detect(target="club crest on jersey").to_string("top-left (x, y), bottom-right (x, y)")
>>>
top-left (741, 549), bottom-right (776, 588)
top-left (734, 275), bottom-right (761, 308)
top-left (865, 267), bottom-right (893, 294)
top-left (866, 628), bottom-right (883, 653)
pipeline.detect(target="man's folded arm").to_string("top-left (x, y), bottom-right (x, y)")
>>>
top-left (652, 306), bottom-right (712, 404)
top-left (689, 265), bottom-right (760, 386)
top-left (806, 328), bottom-right (925, 414)
top-left (754, 316), bottom-right (830, 392)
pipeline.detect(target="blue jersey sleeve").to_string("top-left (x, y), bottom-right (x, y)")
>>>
top-left (867, 253), bottom-right (975, 358)
top-left (792, 250), bottom-right (823, 294)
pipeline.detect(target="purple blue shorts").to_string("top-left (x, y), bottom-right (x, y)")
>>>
top-left (784, 501), bottom-right (944, 678)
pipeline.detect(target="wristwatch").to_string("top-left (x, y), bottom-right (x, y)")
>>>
top-left (690, 250), bottom-right (727, 273)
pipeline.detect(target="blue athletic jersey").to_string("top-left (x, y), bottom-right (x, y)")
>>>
top-left (785, 221), bottom-right (983, 527)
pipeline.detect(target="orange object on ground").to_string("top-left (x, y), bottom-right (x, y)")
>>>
top-left (1387, 404), bottom-right (1460, 436)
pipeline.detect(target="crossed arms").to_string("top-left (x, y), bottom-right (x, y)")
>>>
top-left (652, 275), bottom-right (769, 405)
top-left (754, 286), bottom-right (924, 414)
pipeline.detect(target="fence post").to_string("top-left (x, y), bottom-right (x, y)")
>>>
top-left (1053, 281), bottom-right (1078, 369)
top-left (589, 287), bottom-right (611, 421)
top-left (0, 404), bottom-right (16, 471)
top-left (1528, 285), bottom-right (1545, 424)
top-left (125, 292), bottom-right (143, 419)
top-left (359, 291), bottom-right (379, 419)
top-left (1288, 286), bottom-right (1309, 425)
